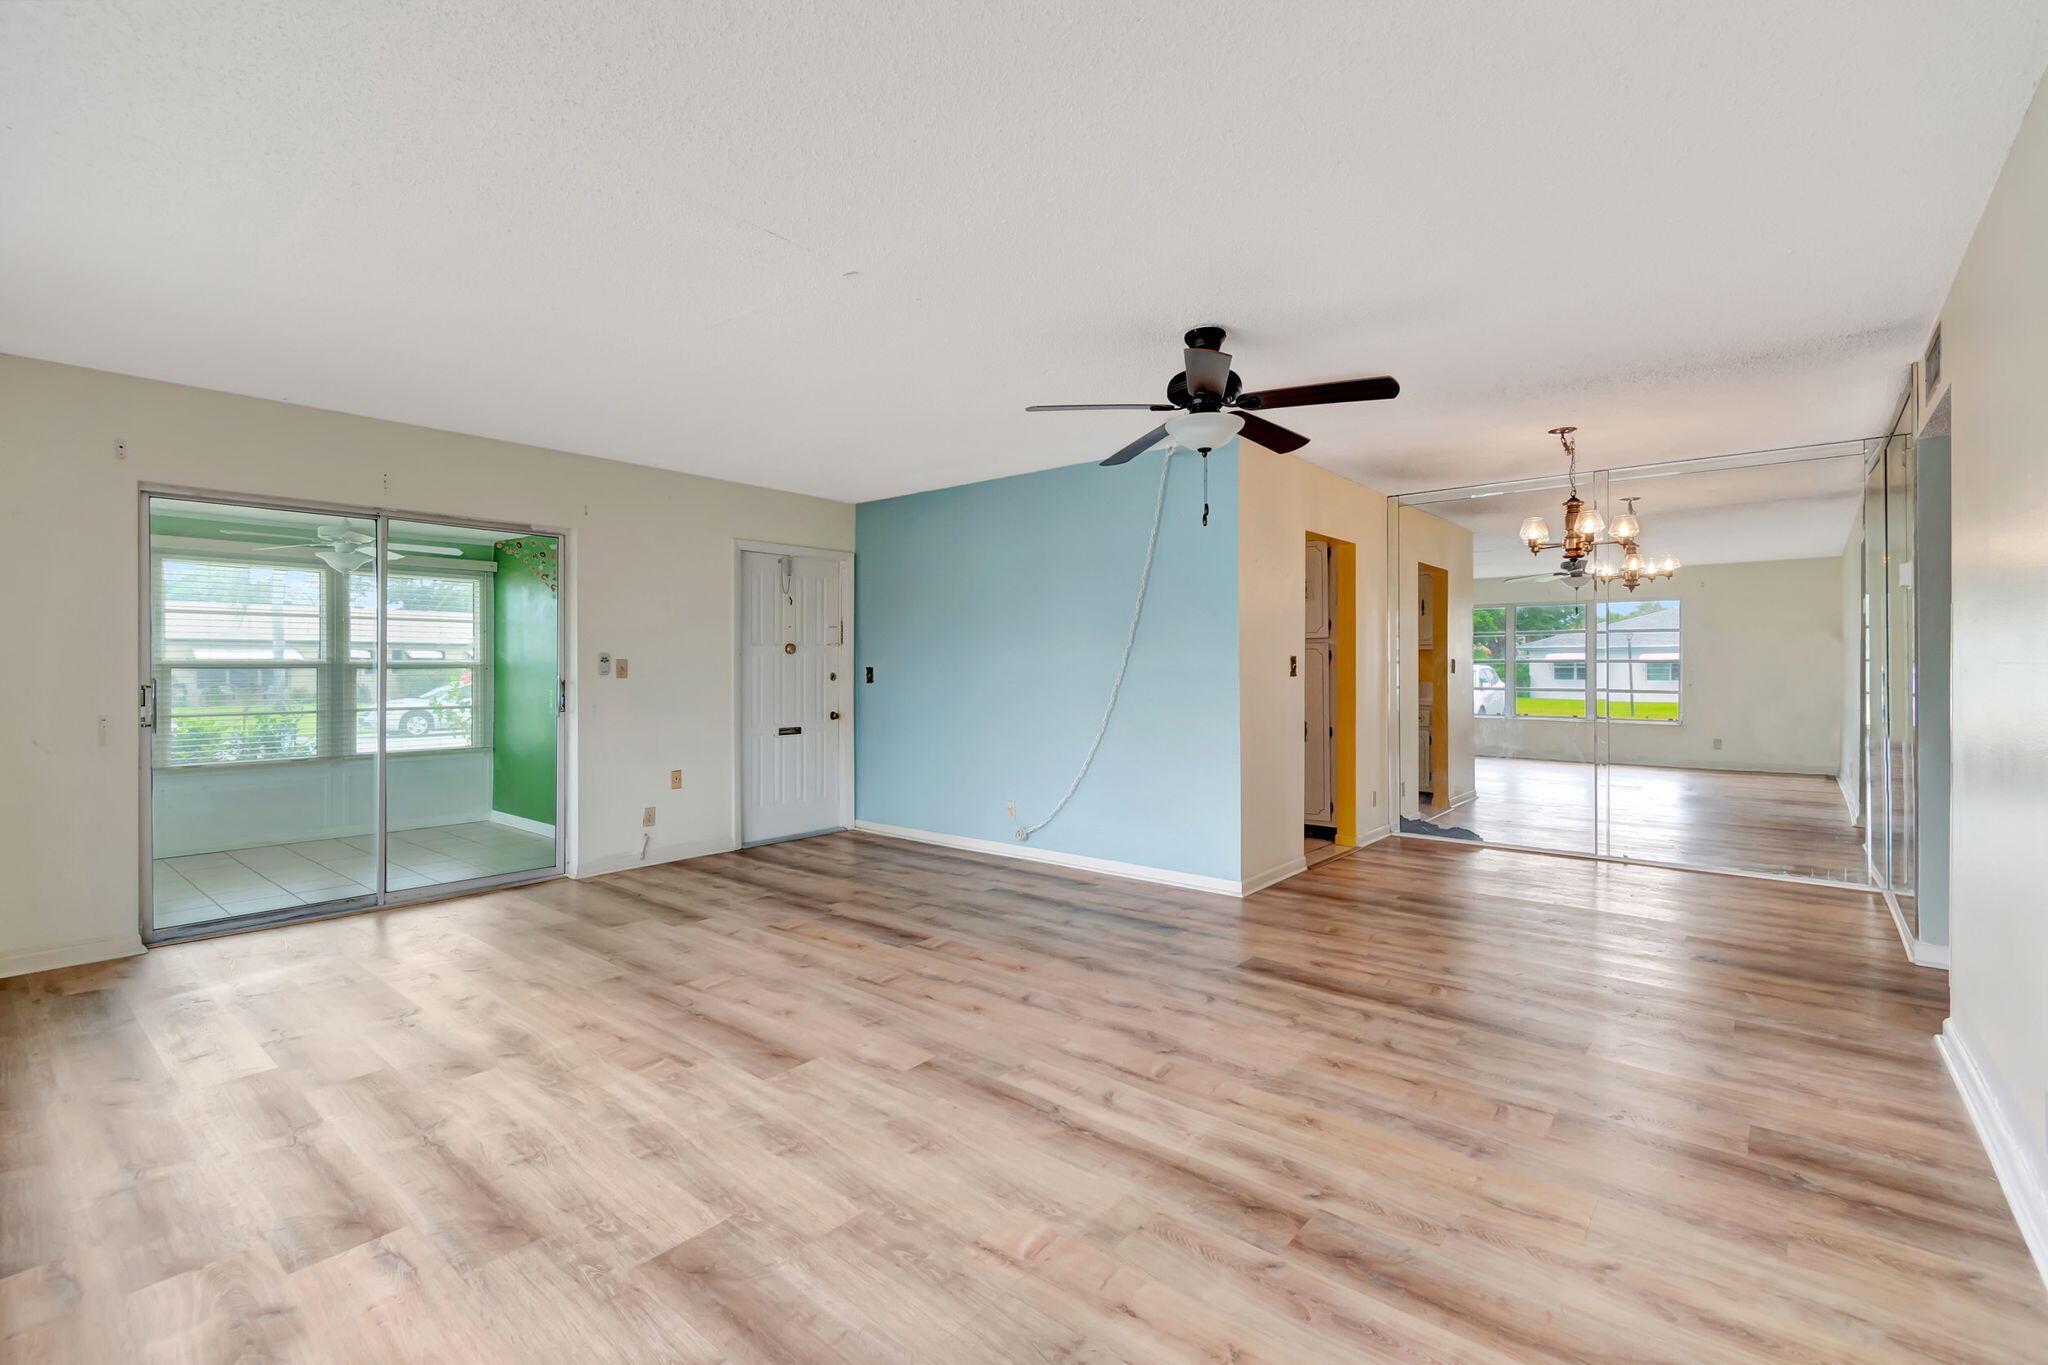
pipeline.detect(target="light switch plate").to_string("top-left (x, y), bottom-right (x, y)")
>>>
top-left (616, 658), bottom-right (629, 679)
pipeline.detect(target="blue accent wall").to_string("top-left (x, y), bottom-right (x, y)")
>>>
top-left (855, 444), bottom-right (1241, 881)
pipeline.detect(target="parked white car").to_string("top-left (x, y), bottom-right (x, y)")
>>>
top-left (1473, 663), bottom-right (1508, 716)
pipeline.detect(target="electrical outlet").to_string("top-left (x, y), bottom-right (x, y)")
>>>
top-left (616, 657), bottom-right (630, 679)
top-left (1713, 737), bottom-right (1723, 750)
top-left (669, 769), bottom-right (682, 790)
top-left (1371, 790), bottom-right (1378, 807)
top-left (642, 806), bottom-right (656, 827)
top-left (1005, 800), bottom-right (1017, 820)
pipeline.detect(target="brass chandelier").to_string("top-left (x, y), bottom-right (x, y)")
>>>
top-left (1517, 427), bottom-right (1678, 591)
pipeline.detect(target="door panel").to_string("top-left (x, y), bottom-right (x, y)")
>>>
top-left (1304, 642), bottom-right (1334, 822)
top-left (741, 550), bottom-right (845, 844)
top-left (380, 520), bottom-right (559, 898)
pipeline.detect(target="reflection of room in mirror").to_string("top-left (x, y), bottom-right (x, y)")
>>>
top-left (1394, 440), bottom-right (1923, 893)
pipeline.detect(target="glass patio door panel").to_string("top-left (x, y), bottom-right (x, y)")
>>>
top-left (146, 496), bottom-right (381, 936)
top-left (145, 497), bottom-right (562, 942)
top-left (379, 520), bottom-right (559, 896)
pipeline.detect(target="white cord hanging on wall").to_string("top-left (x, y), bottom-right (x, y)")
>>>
top-left (1016, 446), bottom-right (1197, 842)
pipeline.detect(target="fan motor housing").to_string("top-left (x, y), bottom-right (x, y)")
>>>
top-left (1166, 370), bottom-right (1242, 410)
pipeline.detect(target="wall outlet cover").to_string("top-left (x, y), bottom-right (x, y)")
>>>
top-left (642, 806), bottom-right (656, 826)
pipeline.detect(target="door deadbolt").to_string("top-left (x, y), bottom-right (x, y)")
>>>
top-left (784, 642), bottom-right (796, 654)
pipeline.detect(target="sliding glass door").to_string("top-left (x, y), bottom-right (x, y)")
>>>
top-left (143, 494), bottom-right (562, 942)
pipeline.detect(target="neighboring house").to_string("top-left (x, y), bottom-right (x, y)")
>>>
top-left (1505, 605), bottom-right (1681, 708)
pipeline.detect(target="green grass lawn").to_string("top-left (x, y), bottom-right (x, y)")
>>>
top-left (1513, 697), bottom-right (1680, 721)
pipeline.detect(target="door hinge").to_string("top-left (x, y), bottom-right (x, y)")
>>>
top-left (557, 678), bottom-right (568, 715)
top-left (138, 680), bottom-right (157, 729)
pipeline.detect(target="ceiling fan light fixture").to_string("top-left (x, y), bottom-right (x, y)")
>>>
top-left (1162, 409), bottom-right (1244, 452)
top-left (315, 547), bottom-right (374, 574)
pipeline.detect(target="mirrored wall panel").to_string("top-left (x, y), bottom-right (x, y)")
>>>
top-left (1394, 438), bottom-right (1896, 892)
top-left (1597, 448), bottom-right (1869, 882)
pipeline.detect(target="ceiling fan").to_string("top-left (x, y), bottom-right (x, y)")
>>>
top-left (1026, 325), bottom-right (1401, 465)
top-left (215, 524), bottom-right (465, 572)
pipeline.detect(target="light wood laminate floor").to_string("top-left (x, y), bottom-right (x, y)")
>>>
top-left (1422, 756), bottom-right (1871, 883)
top-left (5, 833), bottom-right (2041, 1362)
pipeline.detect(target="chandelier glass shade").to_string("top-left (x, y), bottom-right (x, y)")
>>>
top-left (1518, 427), bottom-right (1679, 591)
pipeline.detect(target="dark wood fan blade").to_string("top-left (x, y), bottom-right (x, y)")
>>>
top-left (1183, 347), bottom-right (1232, 398)
top-left (1026, 403), bottom-right (1177, 411)
top-left (1236, 375), bottom-right (1400, 409)
top-left (1100, 425), bottom-right (1169, 467)
top-left (1235, 412), bottom-right (1310, 453)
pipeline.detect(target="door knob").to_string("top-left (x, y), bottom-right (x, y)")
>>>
top-left (784, 642), bottom-right (796, 654)
top-left (830, 710), bottom-right (841, 720)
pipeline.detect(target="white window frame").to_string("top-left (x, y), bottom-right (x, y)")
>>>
top-left (150, 546), bottom-right (495, 771)
top-left (1472, 601), bottom-right (1682, 724)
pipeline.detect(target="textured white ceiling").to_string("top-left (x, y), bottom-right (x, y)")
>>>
top-left (4, 2), bottom-right (2044, 503)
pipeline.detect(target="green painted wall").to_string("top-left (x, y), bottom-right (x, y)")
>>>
top-left (491, 540), bottom-right (559, 826)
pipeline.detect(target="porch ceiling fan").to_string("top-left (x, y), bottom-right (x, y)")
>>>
top-left (1026, 325), bottom-right (1400, 464)
top-left (215, 524), bottom-right (465, 572)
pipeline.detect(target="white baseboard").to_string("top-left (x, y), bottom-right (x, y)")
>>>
top-left (1937, 1017), bottom-right (2048, 1292)
top-left (0, 932), bottom-right (145, 980)
top-left (1353, 822), bottom-right (1392, 848)
top-left (1882, 888), bottom-right (1951, 969)
top-left (573, 835), bottom-right (736, 880)
top-left (852, 821), bottom-right (1249, 896)
top-left (489, 811), bottom-right (557, 839)
top-left (1241, 855), bottom-right (1307, 896)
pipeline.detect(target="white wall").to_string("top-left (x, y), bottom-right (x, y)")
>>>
top-left (1237, 442), bottom-right (1390, 886)
top-left (1470, 557), bottom-right (1844, 775)
top-left (1396, 505), bottom-right (1475, 817)
top-left (0, 354), bottom-right (853, 975)
top-left (1932, 75), bottom-right (2048, 1223)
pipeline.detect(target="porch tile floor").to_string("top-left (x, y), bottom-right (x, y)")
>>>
top-left (150, 821), bottom-right (556, 930)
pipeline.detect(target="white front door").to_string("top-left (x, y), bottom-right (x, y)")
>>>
top-left (740, 549), bottom-right (846, 845)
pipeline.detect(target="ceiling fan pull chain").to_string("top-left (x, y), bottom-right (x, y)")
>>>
top-left (1202, 450), bottom-right (1210, 527)
top-left (1016, 448), bottom-right (1188, 843)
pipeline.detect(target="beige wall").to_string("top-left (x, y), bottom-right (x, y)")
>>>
top-left (1933, 78), bottom-right (2048, 1159)
top-left (0, 355), bottom-right (853, 975)
top-left (1471, 556), bottom-right (1846, 775)
top-left (1395, 505), bottom-right (1475, 818)
top-left (1237, 442), bottom-right (1390, 885)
